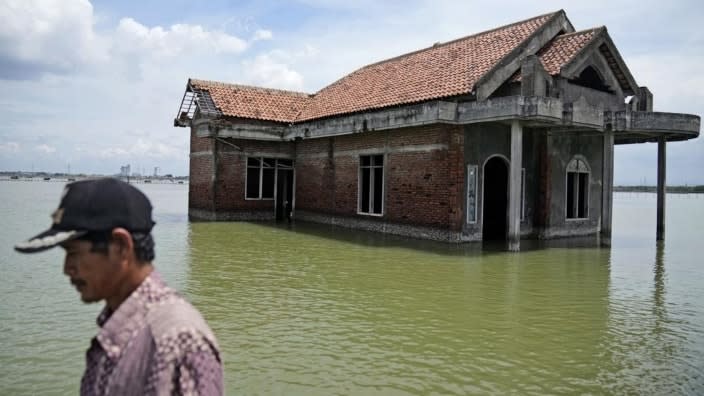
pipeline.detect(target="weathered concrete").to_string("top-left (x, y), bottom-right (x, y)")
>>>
top-left (657, 137), bottom-right (666, 241)
top-left (520, 55), bottom-right (552, 98)
top-left (191, 95), bottom-right (698, 147)
top-left (636, 86), bottom-right (653, 112)
top-left (612, 111), bottom-right (700, 143)
top-left (508, 120), bottom-right (523, 251)
top-left (286, 101), bottom-right (459, 140)
top-left (457, 96), bottom-right (564, 124)
top-left (544, 131), bottom-right (603, 239)
top-left (601, 130), bottom-right (614, 243)
top-left (562, 96), bottom-right (604, 128)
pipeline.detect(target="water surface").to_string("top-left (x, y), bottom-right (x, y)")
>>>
top-left (1, 182), bottom-right (702, 394)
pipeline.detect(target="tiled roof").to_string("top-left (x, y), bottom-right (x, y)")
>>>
top-left (296, 12), bottom-right (557, 121)
top-left (537, 28), bottom-right (600, 75)
top-left (189, 11), bottom-right (564, 123)
top-left (189, 79), bottom-right (311, 123)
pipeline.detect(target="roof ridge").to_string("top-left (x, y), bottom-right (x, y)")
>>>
top-left (470, 9), bottom-right (568, 95)
top-left (312, 10), bottom-right (563, 95)
top-left (189, 78), bottom-right (312, 97)
top-left (553, 26), bottom-right (605, 39)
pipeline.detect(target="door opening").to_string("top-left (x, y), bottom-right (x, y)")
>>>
top-left (482, 156), bottom-right (509, 240)
top-left (276, 168), bottom-right (294, 222)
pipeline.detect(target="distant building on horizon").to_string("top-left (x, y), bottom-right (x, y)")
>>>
top-left (120, 164), bottom-right (131, 177)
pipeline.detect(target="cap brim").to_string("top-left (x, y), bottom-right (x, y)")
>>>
top-left (14, 229), bottom-right (87, 254)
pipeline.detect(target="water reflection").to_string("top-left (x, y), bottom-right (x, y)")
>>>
top-left (599, 239), bottom-right (702, 395)
top-left (186, 221), bottom-right (614, 395)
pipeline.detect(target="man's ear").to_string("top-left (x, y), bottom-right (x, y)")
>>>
top-left (110, 228), bottom-right (134, 262)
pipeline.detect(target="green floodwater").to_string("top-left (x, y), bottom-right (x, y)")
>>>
top-left (1, 181), bottom-right (703, 395)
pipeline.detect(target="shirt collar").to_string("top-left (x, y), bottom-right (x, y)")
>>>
top-left (94, 271), bottom-right (170, 360)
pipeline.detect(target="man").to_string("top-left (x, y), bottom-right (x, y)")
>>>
top-left (15, 178), bottom-right (223, 395)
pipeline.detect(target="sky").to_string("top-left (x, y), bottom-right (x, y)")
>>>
top-left (0, 0), bottom-right (702, 184)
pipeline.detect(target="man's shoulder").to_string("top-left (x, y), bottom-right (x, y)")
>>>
top-left (145, 295), bottom-right (220, 357)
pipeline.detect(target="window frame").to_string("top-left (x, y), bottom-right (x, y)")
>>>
top-left (245, 157), bottom-right (292, 201)
top-left (358, 154), bottom-right (385, 216)
top-left (565, 157), bottom-right (590, 220)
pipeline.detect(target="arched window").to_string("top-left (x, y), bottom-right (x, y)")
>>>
top-left (566, 158), bottom-right (590, 219)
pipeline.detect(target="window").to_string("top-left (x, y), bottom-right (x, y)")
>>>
top-left (566, 158), bottom-right (589, 219)
top-left (246, 157), bottom-right (291, 200)
top-left (359, 154), bottom-right (384, 215)
top-left (466, 164), bottom-right (478, 223)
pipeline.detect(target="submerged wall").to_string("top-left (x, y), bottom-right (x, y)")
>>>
top-left (189, 118), bottom-right (608, 242)
top-left (295, 124), bottom-right (466, 241)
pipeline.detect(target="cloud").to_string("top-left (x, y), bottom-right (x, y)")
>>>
top-left (0, 0), bottom-right (250, 81)
top-left (0, 0), bottom-right (108, 79)
top-left (0, 142), bottom-right (20, 152)
top-left (98, 138), bottom-right (186, 160)
top-left (114, 18), bottom-right (248, 58)
top-left (34, 144), bottom-right (56, 154)
top-left (252, 29), bottom-right (273, 41)
top-left (242, 54), bottom-right (305, 91)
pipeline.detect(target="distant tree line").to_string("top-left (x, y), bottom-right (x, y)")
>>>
top-left (614, 185), bottom-right (704, 193)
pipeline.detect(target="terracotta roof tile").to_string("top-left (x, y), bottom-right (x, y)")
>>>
top-left (297, 12), bottom-right (557, 121)
top-left (189, 79), bottom-right (311, 123)
top-left (190, 11), bottom-right (562, 123)
top-left (536, 28), bottom-right (600, 75)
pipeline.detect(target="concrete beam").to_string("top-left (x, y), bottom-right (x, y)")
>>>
top-left (285, 101), bottom-right (459, 140)
top-left (194, 97), bottom-right (698, 145)
top-left (456, 96), bottom-right (563, 124)
top-left (508, 120), bottom-right (523, 251)
top-left (216, 127), bottom-right (286, 141)
top-left (657, 137), bottom-right (666, 241)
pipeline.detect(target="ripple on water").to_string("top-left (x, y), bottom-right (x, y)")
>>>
top-left (3, 187), bottom-right (704, 395)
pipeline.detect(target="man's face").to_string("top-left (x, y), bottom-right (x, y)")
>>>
top-left (61, 239), bottom-right (124, 304)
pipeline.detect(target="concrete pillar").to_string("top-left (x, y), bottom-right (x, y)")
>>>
top-left (600, 130), bottom-right (614, 244)
top-left (656, 137), bottom-right (666, 240)
top-left (637, 86), bottom-right (654, 112)
top-left (508, 120), bottom-right (523, 251)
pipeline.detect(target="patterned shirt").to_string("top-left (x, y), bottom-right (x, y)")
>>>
top-left (80, 272), bottom-right (223, 395)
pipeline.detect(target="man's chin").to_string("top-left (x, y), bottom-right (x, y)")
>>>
top-left (79, 293), bottom-right (101, 304)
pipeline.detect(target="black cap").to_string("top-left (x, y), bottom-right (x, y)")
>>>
top-left (15, 178), bottom-right (155, 253)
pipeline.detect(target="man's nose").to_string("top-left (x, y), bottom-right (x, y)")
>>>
top-left (63, 257), bottom-right (77, 277)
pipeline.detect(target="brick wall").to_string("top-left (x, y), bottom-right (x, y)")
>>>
top-left (295, 124), bottom-right (465, 230)
top-left (189, 128), bottom-right (214, 211)
top-left (295, 139), bottom-right (335, 213)
top-left (190, 123), bottom-right (466, 230)
top-left (385, 126), bottom-right (464, 230)
top-left (213, 139), bottom-right (294, 212)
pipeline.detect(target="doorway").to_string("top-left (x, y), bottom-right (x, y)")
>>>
top-left (482, 156), bottom-right (509, 240)
top-left (275, 163), bottom-right (294, 222)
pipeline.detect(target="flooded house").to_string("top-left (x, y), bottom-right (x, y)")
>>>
top-left (174, 10), bottom-right (699, 250)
